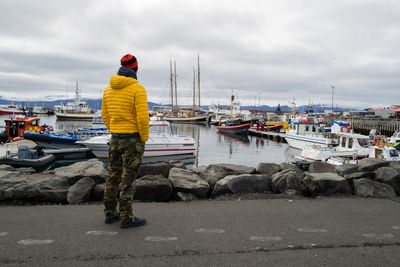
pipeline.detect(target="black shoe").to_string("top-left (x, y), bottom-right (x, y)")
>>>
top-left (120, 217), bottom-right (147, 229)
top-left (104, 213), bottom-right (120, 224)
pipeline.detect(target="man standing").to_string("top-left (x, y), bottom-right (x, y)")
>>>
top-left (101, 53), bottom-right (149, 229)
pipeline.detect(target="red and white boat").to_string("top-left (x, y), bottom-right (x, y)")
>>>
top-left (0, 105), bottom-right (23, 115)
top-left (216, 123), bottom-right (250, 135)
top-left (250, 124), bottom-right (283, 133)
top-left (78, 121), bottom-right (196, 159)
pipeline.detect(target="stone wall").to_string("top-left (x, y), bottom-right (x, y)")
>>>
top-left (1, 158), bottom-right (399, 204)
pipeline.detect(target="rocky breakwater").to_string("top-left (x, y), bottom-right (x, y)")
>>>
top-left (1, 158), bottom-right (400, 204)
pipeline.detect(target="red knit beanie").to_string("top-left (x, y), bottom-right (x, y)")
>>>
top-left (121, 54), bottom-right (138, 72)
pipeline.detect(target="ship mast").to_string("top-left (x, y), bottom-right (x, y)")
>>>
top-left (197, 53), bottom-right (200, 112)
top-left (193, 67), bottom-right (196, 115)
top-left (170, 60), bottom-right (174, 112)
top-left (174, 61), bottom-right (178, 113)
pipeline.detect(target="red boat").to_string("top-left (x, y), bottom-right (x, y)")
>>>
top-left (0, 105), bottom-right (23, 115)
top-left (216, 123), bottom-right (250, 135)
top-left (250, 124), bottom-right (283, 133)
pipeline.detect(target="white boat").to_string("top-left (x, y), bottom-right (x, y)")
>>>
top-left (284, 121), bottom-right (338, 150)
top-left (55, 81), bottom-right (94, 121)
top-left (78, 121), bottom-right (196, 158)
top-left (300, 131), bottom-right (371, 162)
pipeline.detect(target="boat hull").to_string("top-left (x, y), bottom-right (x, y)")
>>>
top-left (24, 132), bottom-right (83, 149)
top-left (55, 112), bottom-right (95, 121)
top-left (216, 124), bottom-right (250, 135)
top-left (284, 134), bottom-right (332, 150)
top-left (164, 116), bottom-right (208, 124)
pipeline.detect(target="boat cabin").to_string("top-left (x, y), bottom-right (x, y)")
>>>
top-left (369, 146), bottom-right (400, 161)
top-left (336, 133), bottom-right (370, 152)
top-left (4, 116), bottom-right (48, 141)
top-left (288, 122), bottom-right (332, 135)
top-left (149, 121), bottom-right (173, 135)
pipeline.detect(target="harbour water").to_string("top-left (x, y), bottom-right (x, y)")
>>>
top-left (0, 114), bottom-right (300, 167)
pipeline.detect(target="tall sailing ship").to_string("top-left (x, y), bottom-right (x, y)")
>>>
top-left (55, 81), bottom-right (95, 121)
top-left (163, 55), bottom-right (209, 124)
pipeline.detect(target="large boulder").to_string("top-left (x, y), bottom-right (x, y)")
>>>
top-left (138, 160), bottom-right (186, 178)
top-left (302, 173), bottom-right (352, 196)
top-left (279, 163), bottom-right (304, 180)
top-left (374, 167), bottom-right (400, 195)
top-left (271, 170), bottom-right (308, 196)
top-left (212, 174), bottom-right (271, 196)
top-left (388, 161), bottom-right (400, 169)
top-left (169, 168), bottom-right (209, 198)
top-left (335, 164), bottom-right (359, 177)
top-left (0, 173), bottom-right (70, 202)
top-left (67, 177), bottom-right (96, 204)
top-left (200, 164), bottom-right (256, 188)
top-left (357, 158), bottom-right (390, 172)
top-left (308, 162), bottom-right (336, 173)
top-left (53, 159), bottom-right (107, 184)
top-left (135, 175), bottom-right (173, 202)
top-left (256, 163), bottom-right (281, 177)
top-left (343, 172), bottom-right (375, 181)
top-left (354, 178), bottom-right (396, 198)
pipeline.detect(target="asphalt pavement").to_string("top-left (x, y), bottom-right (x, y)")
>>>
top-left (1, 197), bottom-right (400, 266)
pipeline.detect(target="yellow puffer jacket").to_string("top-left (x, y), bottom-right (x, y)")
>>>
top-left (101, 74), bottom-right (149, 142)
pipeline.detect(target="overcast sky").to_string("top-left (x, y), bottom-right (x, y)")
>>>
top-left (0, 0), bottom-right (399, 109)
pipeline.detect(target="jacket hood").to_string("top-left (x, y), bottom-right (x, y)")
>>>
top-left (109, 74), bottom-right (137, 90)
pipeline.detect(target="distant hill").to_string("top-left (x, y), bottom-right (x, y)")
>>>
top-left (0, 98), bottom-right (354, 112)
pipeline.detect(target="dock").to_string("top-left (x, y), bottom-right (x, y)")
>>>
top-left (248, 129), bottom-right (287, 143)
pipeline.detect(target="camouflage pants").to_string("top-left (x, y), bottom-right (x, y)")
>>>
top-left (104, 135), bottom-right (145, 223)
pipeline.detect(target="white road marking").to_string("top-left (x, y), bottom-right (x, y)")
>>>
top-left (86, 231), bottom-right (118, 236)
top-left (0, 232), bottom-right (9, 237)
top-left (297, 228), bottom-right (328, 233)
top-left (392, 226), bottom-right (400, 230)
top-left (250, 236), bottom-right (282, 242)
top-left (18, 239), bottom-right (53, 245)
top-left (363, 233), bottom-right (394, 239)
top-left (195, 228), bottom-right (226, 234)
top-left (145, 236), bottom-right (178, 242)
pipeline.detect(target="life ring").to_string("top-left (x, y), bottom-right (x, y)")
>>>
top-left (374, 135), bottom-right (385, 148)
top-left (40, 127), bottom-right (48, 134)
top-left (340, 126), bottom-right (349, 133)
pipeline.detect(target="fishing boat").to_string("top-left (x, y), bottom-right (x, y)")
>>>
top-left (284, 120), bottom-right (340, 150)
top-left (55, 81), bottom-right (95, 121)
top-left (250, 124), bottom-right (283, 133)
top-left (216, 121), bottom-right (250, 135)
top-left (299, 131), bottom-right (371, 162)
top-left (0, 104), bottom-right (23, 115)
top-left (78, 121), bottom-right (197, 159)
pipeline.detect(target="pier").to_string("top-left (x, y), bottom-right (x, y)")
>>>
top-left (248, 128), bottom-right (287, 143)
top-left (350, 119), bottom-right (400, 136)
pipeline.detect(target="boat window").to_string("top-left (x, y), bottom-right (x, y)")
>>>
top-left (149, 125), bottom-right (171, 134)
top-left (341, 137), bottom-right (346, 148)
top-left (390, 149), bottom-right (399, 158)
top-left (348, 138), bottom-right (353, 149)
top-left (357, 138), bottom-right (370, 148)
top-left (312, 126), bottom-right (316, 132)
top-left (305, 125), bottom-right (309, 132)
top-left (19, 122), bottom-right (25, 130)
top-left (32, 120), bottom-right (39, 126)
